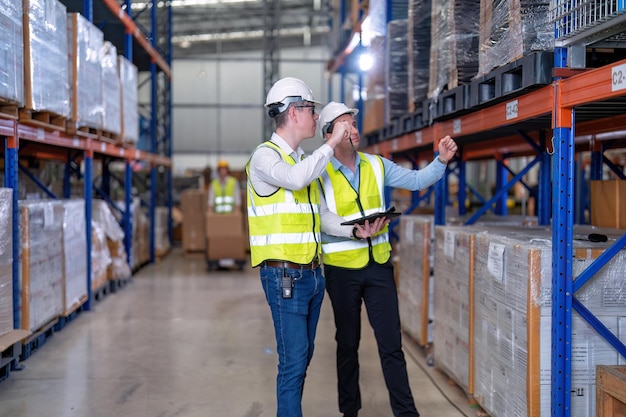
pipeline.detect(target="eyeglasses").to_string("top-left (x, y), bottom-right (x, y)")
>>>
top-left (295, 105), bottom-right (316, 115)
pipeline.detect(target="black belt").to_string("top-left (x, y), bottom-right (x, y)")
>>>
top-left (263, 259), bottom-right (320, 270)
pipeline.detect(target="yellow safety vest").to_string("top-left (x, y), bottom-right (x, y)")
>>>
top-left (246, 142), bottom-right (322, 267)
top-left (211, 177), bottom-right (237, 213)
top-left (320, 153), bottom-right (391, 269)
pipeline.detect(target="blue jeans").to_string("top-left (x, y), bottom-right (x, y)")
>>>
top-left (260, 265), bottom-right (325, 417)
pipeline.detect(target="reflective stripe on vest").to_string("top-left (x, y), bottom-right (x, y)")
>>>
top-left (211, 177), bottom-right (237, 213)
top-left (320, 153), bottom-right (391, 268)
top-left (246, 142), bottom-right (321, 267)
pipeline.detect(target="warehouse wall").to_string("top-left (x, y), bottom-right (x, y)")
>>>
top-left (164, 46), bottom-right (345, 174)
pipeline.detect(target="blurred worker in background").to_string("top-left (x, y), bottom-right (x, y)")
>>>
top-left (317, 101), bottom-right (458, 417)
top-left (208, 159), bottom-right (241, 214)
top-left (246, 78), bottom-right (387, 417)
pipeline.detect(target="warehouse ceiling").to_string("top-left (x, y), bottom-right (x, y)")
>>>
top-left (151, 0), bottom-right (332, 57)
top-left (61, 0), bottom-right (336, 66)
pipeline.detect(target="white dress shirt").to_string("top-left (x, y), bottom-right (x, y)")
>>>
top-left (247, 133), bottom-right (352, 238)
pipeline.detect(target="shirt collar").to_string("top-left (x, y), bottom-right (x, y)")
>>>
top-left (330, 152), bottom-right (361, 171)
top-left (271, 133), bottom-right (304, 161)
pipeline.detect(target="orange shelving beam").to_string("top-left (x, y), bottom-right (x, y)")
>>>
top-left (365, 86), bottom-right (554, 155)
top-left (101, 0), bottom-right (172, 78)
top-left (560, 56), bottom-right (626, 108)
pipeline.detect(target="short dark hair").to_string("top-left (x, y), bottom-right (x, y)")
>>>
top-left (273, 101), bottom-right (306, 129)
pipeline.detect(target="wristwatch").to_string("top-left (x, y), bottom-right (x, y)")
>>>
top-left (352, 226), bottom-right (362, 240)
top-left (437, 156), bottom-right (448, 165)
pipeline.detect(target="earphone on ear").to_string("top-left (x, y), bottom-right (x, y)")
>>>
top-left (268, 106), bottom-right (281, 118)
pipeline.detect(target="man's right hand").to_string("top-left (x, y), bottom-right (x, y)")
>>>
top-left (325, 121), bottom-right (352, 148)
top-left (353, 217), bottom-right (389, 239)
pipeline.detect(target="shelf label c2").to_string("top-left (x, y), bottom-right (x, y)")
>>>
top-left (506, 100), bottom-right (519, 120)
top-left (611, 63), bottom-right (626, 91)
top-left (453, 119), bottom-right (461, 134)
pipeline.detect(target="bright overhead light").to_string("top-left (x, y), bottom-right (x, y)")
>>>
top-left (359, 53), bottom-right (373, 72)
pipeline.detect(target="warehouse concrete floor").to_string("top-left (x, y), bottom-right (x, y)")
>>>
top-left (0, 249), bottom-right (476, 417)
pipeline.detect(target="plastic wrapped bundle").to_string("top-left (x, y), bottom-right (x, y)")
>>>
top-left (101, 42), bottom-right (122, 136)
top-left (61, 200), bottom-right (87, 314)
top-left (92, 200), bottom-right (130, 280)
top-left (385, 19), bottom-right (409, 122)
top-left (478, 0), bottom-right (553, 76)
top-left (472, 226), bottom-right (626, 417)
top-left (91, 220), bottom-right (111, 291)
top-left (23, 0), bottom-right (70, 117)
top-left (68, 13), bottom-right (104, 130)
top-left (428, 0), bottom-right (480, 100)
top-left (0, 0), bottom-right (24, 105)
top-left (397, 215), bottom-right (434, 347)
top-left (19, 200), bottom-right (64, 332)
top-left (118, 56), bottom-right (139, 143)
top-left (0, 189), bottom-right (13, 337)
top-left (155, 207), bottom-right (171, 257)
top-left (408, 0), bottom-right (431, 107)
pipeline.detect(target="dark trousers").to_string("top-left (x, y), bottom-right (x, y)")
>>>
top-left (324, 261), bottom-right (419, 417)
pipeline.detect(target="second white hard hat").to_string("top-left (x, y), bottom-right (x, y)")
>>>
top-left (318, 101), bottom-right (359, 136)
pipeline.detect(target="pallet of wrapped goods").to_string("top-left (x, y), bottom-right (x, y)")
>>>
top-left (91, 200), bottom-right (131, 284)
top-left (428, 0), bottom-right (480, 101)
top-left (385, 19), bottom-right (410, 122)
top-left (19, 200), bottom-right (64, 333)
top-left (397, 215), bottom-right (434, 347)
top-left (0, 0), bottom-right (24, 119)
top-left (118, 56), bottom-right (139, 145)
top-left (472, 226), bottom-right (626, 417)
top-left (408, 0), bottom-right (431, 110)
top-left (432, 225), bottom-right (478, 397)
top-left (155, 207), bottom-right (171, 260)
top-left (100, 41), bottom-right (122, 141)
top-left (91, 219), bottom-right (111, 299)
top-left (20, 0), bottom-right (70, 130)
top-left (0, 189), bottom-right (13, 337)
top-left (61, 200), bottom-right (88, 316)
top-left (66, 12), bottom-right (104, 136)
top-left (478, 0), bottom-right (552, 77)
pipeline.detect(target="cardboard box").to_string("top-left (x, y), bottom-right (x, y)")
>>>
top-left (180, 189), bottom-right (207, 252)
top-left (205, 211), bottom-right (243, 238)
top-left (591, 180), bottom-right (626, 229)
top-left (206, 236), bottom-right (247, 261)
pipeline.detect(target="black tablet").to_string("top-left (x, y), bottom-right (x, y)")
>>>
top-left (340, 207), bottom-right (401, 226)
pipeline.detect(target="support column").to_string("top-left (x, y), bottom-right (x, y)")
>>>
top-left (457, 158), bottom-right (467, 216)
top-left (495, 157), bottom-right (508, 215)
top-left (551, 80), bottom-right (574, 417)
top-left (84, 148), bottom-right (93, 311)
top-left (124, 160), bottom-right (133, 268)
top-left (538, 132), bottom-right (552, 226)
top-left (4, 132), bottom-right (19, 329)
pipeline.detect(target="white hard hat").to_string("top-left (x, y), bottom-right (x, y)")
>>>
top-left (318, 102), bottom-right (359, 136)
top-left (265, 77), bottom-right (320, 117)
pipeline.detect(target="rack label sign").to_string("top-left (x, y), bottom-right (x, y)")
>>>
top-left (612, 64), bottom-right (626, 91)
top-left (506, 100), bottom-right (519, 120)
top-left (415, 131), bottom-right (422, 144)
top-left (453, 119), bottom-right (461, 134)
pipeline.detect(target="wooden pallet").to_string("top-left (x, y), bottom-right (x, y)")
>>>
top-left (20, 318), bottom-right (58, 361)
top-left (0, 98), bottom-right (19, 120)
top-left (55, 295), bottom-right (88, 331)
top-left (18, 108), bottom-right (67, 131)
top-left (0, 330), bottom-right (29, 383)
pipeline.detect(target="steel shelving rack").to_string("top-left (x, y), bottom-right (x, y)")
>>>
top-left (1, 0), bottom-right (172, 333)
top-left (327, 1), bottom-right (626, 416)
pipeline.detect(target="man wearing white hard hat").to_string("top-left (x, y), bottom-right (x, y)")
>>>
top-left (208, 159), bottom-right (241, 214)
top-left (246, 79), bottom-right (387, 417)
top-left (318, 101), bottom-right (458, 417)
